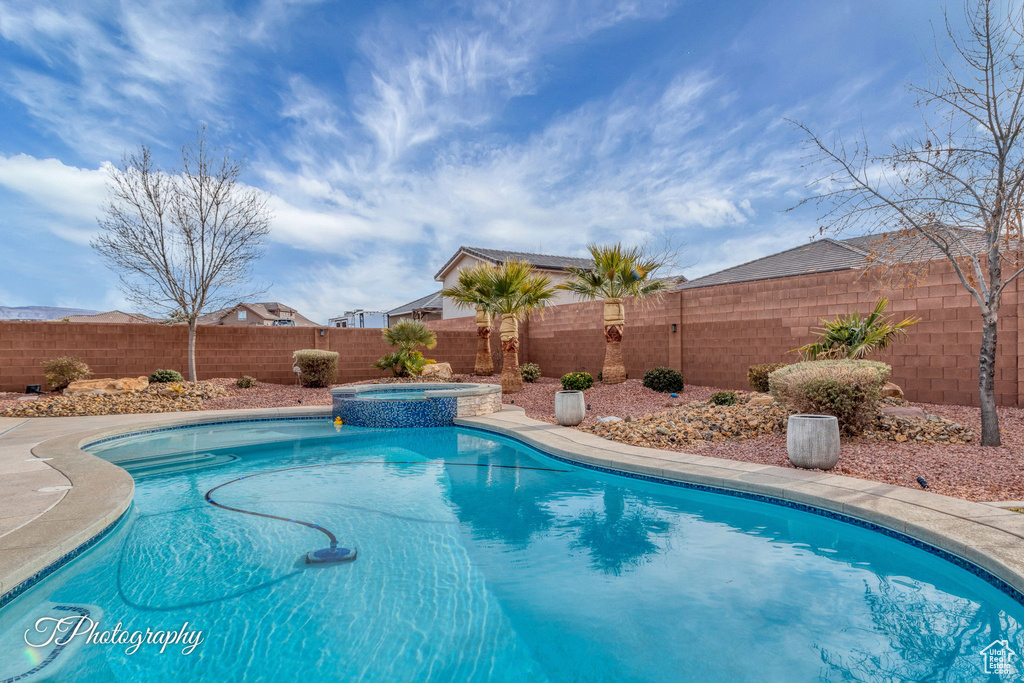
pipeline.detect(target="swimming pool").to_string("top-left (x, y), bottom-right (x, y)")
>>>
top-left (1, 419), bottom-right (1022, 681)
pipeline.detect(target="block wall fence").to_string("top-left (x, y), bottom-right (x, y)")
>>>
top-left (0, 258), bottom-right (1020, 406)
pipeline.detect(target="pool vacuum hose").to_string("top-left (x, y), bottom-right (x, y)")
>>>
top-left (204, 460), bottom-right (568, 567)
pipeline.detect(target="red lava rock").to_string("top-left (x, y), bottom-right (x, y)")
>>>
top-left (881, 406), bottom-right (927, 419)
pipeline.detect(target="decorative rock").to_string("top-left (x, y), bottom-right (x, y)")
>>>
top-left (555, 390), bottom-right (586, 426)
top-left (748, 394), bottom-right (776, 406)
top-left (420, 362), bottom-right (454, 381)
top-left (65, 376), bottom-right (149, 396)
top-left (597, 416), bottom-right (622, 423)
top-left (786, 414), bottom-right (840, 470)
top-left (2, 381), bottom-right (227, 418)
top-left (881, 406), bottom-right (927, 420)
top-left (881, 382), bottom-right (905, 399)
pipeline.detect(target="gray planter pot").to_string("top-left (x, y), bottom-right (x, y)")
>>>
top-left (554, 390), bottom-right (586, 426)
top-left (786, 414), bottom-right (840, 470)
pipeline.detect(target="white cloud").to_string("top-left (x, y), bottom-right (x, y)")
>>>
top-left (276, 254), bottom-right (428, 323)
top-left (0, 154), bottom-right (109, 221)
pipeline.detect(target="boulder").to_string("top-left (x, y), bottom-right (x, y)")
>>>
top-left (881, 382), bottom-right (905, 399)
top-left (748, 393), bottom-right (776, 406)
top-left (64, 376), bottom-right (149, 396)
top-left (881, 406), bottom-right (927, 420)
top-left (420, 362), bottom-right (453, 381)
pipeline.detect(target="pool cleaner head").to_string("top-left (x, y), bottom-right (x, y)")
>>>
top-left (306, 545), bottom-right (357, 565)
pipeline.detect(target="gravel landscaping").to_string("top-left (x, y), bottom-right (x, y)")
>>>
top-left (3, 374), bottom-right (1023, 502)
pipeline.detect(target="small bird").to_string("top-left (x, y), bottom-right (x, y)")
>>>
top-left (587, 404), bottom-right (592, 410)
top-left (917, 476), bottom-right (929, 489)
top-left (297, 399), bottom-right (302, 404)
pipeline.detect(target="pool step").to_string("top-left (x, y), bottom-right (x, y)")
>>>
top-left (115, 451), bottom-right (238, 476)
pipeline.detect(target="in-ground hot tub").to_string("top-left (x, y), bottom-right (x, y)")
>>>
top-left (330, 383), bottom-right (502, 427)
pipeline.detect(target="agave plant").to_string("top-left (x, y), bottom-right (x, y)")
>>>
top-left (558, 244), bottom-right (670, 384)
top-left (374, 319), bottom-right (437, 377)
top-left (440, 264), bottom-right (497, 375)
top-left (795, 298), bottom-right (919, 360)
top-left (473, 259), bottom-right (556, 393)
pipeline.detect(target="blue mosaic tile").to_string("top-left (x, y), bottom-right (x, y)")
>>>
top-left (332, 395), bottom-right (458, 428)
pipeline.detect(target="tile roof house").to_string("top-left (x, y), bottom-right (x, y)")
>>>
top-left (56, 310), bottom-right (165, 324)
top-left (199, 302), bottom-right (319, 327)
top-left (678, 229), bottom-right (990, 290)
top-left (434, 246), bottom-right (595, 318)
top-left (386, 291), bottom-right (443, 325)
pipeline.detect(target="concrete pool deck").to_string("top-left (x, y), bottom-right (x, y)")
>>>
top-left (3, 405), bottom-right (1024, 606)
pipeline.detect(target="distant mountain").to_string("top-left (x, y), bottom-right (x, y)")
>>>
top-left (0, 306), bottom-right (100, 321)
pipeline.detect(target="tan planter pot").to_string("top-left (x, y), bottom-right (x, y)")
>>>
top-left (786, 414), bottom-right (840, 470)
top-left (555, 390), bottom-right (586, 426)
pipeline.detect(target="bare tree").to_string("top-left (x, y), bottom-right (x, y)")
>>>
top-left (92, 128), bottom-right (272, 381)
top-left (792, 0), bottom-right (1024, 446)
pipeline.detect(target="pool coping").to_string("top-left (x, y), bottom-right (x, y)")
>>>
top-left (329, 383), bottom-right (501, 399)
top-left (3, 403), bottom-right (1024, 610)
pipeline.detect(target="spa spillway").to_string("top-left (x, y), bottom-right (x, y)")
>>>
top-left (330, 383), bottom-right (502, 427)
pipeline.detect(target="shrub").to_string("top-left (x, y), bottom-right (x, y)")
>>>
top-left (769, 360), bottom-right (891, 434)
top-left (149, 369), bottom-right (184, 383)
top-left (236, 375), bottom-right (256, 389)
top-left (43, 356), bottom-right (90, 391)
top-left (642, 366), bottom-right (684, 393)
top-left (520, 362), bottom-right (541, 383)
top-left (747, 363), bottom-right (787, 393)
top-left (561, 371), bottom-right (594, 391)
top-left (795, 298), bottom-right (919, 360)
top-left (375, 320), bottom-right (437, 377)
top-left (710, 391), bottom-right (737, 406)
top-left (293, 349), bottom-right (339, 388)
top-left (374, 350), bottom-right (429, 377)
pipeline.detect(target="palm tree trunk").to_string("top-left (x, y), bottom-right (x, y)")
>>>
top-left (475, 306), bottom-right (494, 375)
top-left (499, 316), bottom-right (523, 393)
top-left (601, 298), bottom-right (626, 384)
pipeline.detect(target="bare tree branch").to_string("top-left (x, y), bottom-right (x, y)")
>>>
top-left (790, 0), bottom-right (1024, 446)
top-left (92, 127), bottom-right (273, 380)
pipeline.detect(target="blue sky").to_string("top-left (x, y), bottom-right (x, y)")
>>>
top-left (0, 0), bottom-right (960, 322)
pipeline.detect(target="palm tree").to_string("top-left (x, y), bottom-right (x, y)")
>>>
top-left (374, 319), bottom-right (437, 377)
top-left (440, 264), bottom-right (496, 375)
top-left (795, 298), bottom-right (919, 360)
top-left (475, 260), bottom-right (555, 393)
top-left (558, 244), bottom-right (670, 384)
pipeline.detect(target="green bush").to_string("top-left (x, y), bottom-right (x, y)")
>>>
top-left (642, 366), bottom-right (684, 393)
top-left (293, 349), bottom-right (339, 388)
top-left (561, 371), bottom-right (594, 391)
top-left (710, 391), bottom-right (737, 406)
top-left (520, 362), bottom-right (541, 383)
top-left (236, 375), bottom-right (256, 389)
top-left (769, 360), bottom-right (891, 434)
top-left (747, 363), bottom-right (787, 393)
top-left (43, 356), bottom-right (90, 391)
top-left (149, 369), bottom-right (184, 383)
top-left (374, 350), bottom-right (429, 377)
top-left (374, 320), bottom-right (437, 377)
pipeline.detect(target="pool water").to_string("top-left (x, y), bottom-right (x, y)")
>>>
top-left (1, 420), bottom-right (1022, 681)
top-left (356, 390), bottom-right (429, 400)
